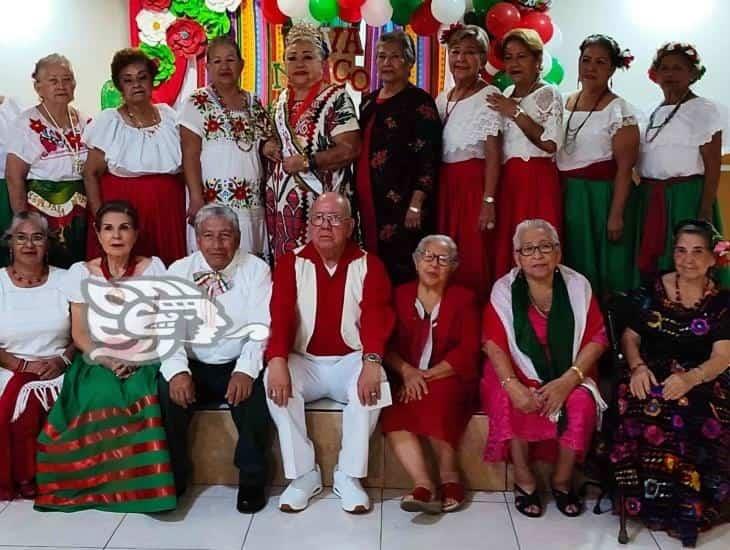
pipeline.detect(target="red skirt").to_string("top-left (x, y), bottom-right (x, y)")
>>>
top-left (86, 173), bottom-right (186, 266)
top-left (438, 159), bottom-right (493, 300)
top-left (492, 157), bottom-right (563, 279)
top-left (380, 376), bottom-right (475, 448)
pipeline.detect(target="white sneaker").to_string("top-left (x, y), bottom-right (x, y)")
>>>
top-left (333, 467), bottom-right (371, 514)
top-left (279, 465), bottom-right (323, 512)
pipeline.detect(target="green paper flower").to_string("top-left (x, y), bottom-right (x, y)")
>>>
top-left (140, 42), bottom-right (176, 85)
top-left (100, 79), bottom-right (123, 109)
top-left (170, 0), bottom-right (204, 18)
top-left (197, 6), bottom-right (231, 38)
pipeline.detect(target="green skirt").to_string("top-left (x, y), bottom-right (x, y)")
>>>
top-left (0, 178), bottom-right (12, 267)
top-left (563, 177), bottom-right (642, 299)
top-left (35, 356), bottom-right (176, 513)
top-left (26, 179), bottom-right (87, 268)
top-left (638, 176), bottom-right (729, 288)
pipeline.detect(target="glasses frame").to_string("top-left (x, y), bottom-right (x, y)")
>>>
top-left (515, 242), bottom-right (560, 257)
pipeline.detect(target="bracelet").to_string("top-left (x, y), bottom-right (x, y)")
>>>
top-left (300, 155), bottom-right (310, 172)
top-left (483, 195), bottom-right (495, 205)
top-left (630, 362), bottom-right (647, 372)
top-left (408, 206), bottom-right (421, 214)
top-left (500, 376), bottom-right (515, 388)
top-left (512, 105), bottom-right (525, 120)
top-left (570, 365), bottom-right (584, 382)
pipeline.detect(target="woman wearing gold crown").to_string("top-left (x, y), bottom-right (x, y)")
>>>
top-left (263, 24), bottom-right (361, 263)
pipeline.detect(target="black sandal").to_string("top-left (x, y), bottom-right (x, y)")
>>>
top-left (514, 484), bottom-right (543, 518)
top-left (551, 486), bottom-right (583, 517)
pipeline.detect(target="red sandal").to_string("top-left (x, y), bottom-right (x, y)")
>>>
top-left (400, 486), bottom-right (442, 515)
top-left (440, 482), bottom-right (466, 512)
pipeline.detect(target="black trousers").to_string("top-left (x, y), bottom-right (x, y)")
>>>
top-left (158, 360), bottom-right (270, 494)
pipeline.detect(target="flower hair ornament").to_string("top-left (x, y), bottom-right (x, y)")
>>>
top-left (649, 42), bottom-right (706, 83)
top-left (617, 48), bottom-right (634, 70)
top-left (440, 23), bottom-right (465, 45)
top-left (714, 239), bottom-right (730, 267)
top-left (284, 23), bottom-right (331, 60)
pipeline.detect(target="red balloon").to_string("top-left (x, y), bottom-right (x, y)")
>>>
top-left (485, 2), bottom-right (521, 41)
top-left (487, 41), bottom-right (504, 71)
top-left (262, 0), bottom-right (287, 24)
top-left (339, 0), bottom-right (366, 8)
top-left (410, 1), bottom-right (441, 36)
top-left (521, 12), bottom-right (553, 44)
top-left (339, 5), bottom-right (362, 22)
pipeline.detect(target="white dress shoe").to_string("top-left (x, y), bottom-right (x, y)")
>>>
top-left (333, 468), bottom-right (370, 514)
top-left (279, 466), bottom-right (323, 512)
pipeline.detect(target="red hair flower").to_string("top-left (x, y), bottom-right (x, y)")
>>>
top-left (440, 23), bottom-right (465, 45)
top-left (166, 18), bottom-right (207, 57)
top-left (142, 0), bottom-right (172, 11)
top-left (714, 239), bottom-right (730, 267)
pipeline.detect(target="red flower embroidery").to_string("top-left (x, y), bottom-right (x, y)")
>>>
top-left (205, 118), bottom-right (221, 134)
top-left (417, 104), bottom-right (438, 120)
top-left (66, 132), bottom-right (82, 149)
top-left (142, 0), bottom-right (171, 11)
top-left (371, 150), bottom-right (388, 169)
top-left (231, 118), bottom-right (246, 133)
top-left (29, 118), bottom-right (46, 134)
top-left (192, 91), bottom-right (209, 108)
top-left (234, 183), bottom-right (248, 201)
top-left (40, 136), bottom-right (57, 154)
top-left (166, 19), bottom-right (207, 58)
top-left (204, 187), bottom-right (219, 203)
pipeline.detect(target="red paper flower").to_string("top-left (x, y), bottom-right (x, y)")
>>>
top-left (142, 0), bottom-right (172, 11)
top-left (166, 19), bottom-right (207, 58)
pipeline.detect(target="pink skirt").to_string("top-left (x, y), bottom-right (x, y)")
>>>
top-left (480, 361), bottom-right (596, 463)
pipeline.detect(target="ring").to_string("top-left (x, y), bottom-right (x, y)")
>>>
top-left (487, 222), bottom-right (495, 230)
top-left (370, 392), bottom-right (378, 396)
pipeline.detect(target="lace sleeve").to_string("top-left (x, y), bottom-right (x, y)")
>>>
top-left (607, 98), bottom-right (639, 137)
top-left (533, 85), bottom-right (563, 146)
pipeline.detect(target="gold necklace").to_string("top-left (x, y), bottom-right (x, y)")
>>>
top-left (443, 79), bottom-right (482, 127)
top-left (125, 104), bottom-right (160, 133)
top-left (40, 103), bottom-right (84, 176)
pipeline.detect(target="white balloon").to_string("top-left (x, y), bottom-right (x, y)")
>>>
top-left (541, 50), bottom-right (553, 77)
top-left (431, 0), bottom-right (466, 25)
top-left (546, 24), bottom-right (563, 50)
top-left (277, 0), bottom-right (308, 18)
top-left (361, 0), bottom-right (393, 27)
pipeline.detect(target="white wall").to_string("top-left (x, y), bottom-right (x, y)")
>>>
top-left (547, 0), bottom-right (730, 111)
top-left (1, 0), bottom-right (129, 116)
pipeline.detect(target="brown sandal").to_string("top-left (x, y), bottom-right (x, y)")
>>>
top-left (400, 486), bottom-right (442, 515)
top-left (440, 482), bottom-right (466, 512)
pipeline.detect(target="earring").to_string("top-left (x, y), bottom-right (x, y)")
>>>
top-left (8, 248), bottom-right (14, 265)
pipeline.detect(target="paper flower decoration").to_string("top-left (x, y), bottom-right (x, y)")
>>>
top-left (140, 43), bottom-right (177, 85)
top-left (142, 0), bottom-right (172, 10)
top-left (197, 6), bottom-right (231, 38)
top-left (137, 8), bottom-right (177, 46)
top-left (170, 0), bottom-right (204, 18)
top-left (167, 18), bottom-right (207, 57)
top-left (204, 0), bottom-right (241, 12)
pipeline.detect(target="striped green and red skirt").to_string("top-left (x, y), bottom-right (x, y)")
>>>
top-left (34, 356), bottom-right (176, 513)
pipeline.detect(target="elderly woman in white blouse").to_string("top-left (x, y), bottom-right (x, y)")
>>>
top-left (557, 34), bottom-right (641, 300)
top-left (0, 212), bottom-right (72, 501)
top-left (436, 25), bottom-right (501, 299)
top-left (6, 54), bottom-right (89, 268)
top-left (84, 48), bottom-right (184, 266)
top-left (485, 28), bottom-right (563, 280)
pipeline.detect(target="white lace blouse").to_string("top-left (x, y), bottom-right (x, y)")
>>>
top-left (83, 105), bottom-right (181, 178)
top-left (638, 97), bottom-right (728, 179)
top-left (557, 97), bottom-right (638, 171)
top-left (502, 84), bottom-right (563, 163)
top-left (436, 86), bottom-right (502, 163)
top-left (0, 97), bottom-right (22, 177)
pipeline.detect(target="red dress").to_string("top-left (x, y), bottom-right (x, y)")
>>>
top-left (380, 282), bottom-right (481, 447)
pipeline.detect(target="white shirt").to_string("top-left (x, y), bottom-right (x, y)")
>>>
top-left (7, 106), bottom-right (89, 181)
top-left (436, 86), bottom-right (502, 163)
top-left (502, 84), bottom-right (563, 163)
top-left (0, 97), bottom-right (22, 176)
top-left (557, 97), bottom-right (638, 171)
top-left (83, 105), bottom-right (181, 177)
top-left (638, 97), bottom-right (728, 179)
top-left (0, 267), bottom-right (70, 360)
top-left (414, 299), bottom-right (440, 371)
top-left (159, 251), bottom-right (272, 381)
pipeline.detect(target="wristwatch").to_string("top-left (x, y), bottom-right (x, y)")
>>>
top-left (301, 155), bottom-right (310, 172)
top-left (363, 353), bottom-right (382, 364)
top-left (512, 105), bottom-right (525, 120)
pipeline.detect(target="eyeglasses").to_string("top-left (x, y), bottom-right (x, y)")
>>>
top-left (12, 233), bottom-right (46, 245)
top-left (516, 242), bottom-right (559, 256)
top-left (310, 213), bottom-right (349, 227)
top-left (419, 252), bottom-right (453, 267)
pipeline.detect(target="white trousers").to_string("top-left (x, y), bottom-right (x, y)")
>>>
top-left (265, 351), bottom-right (382, 479)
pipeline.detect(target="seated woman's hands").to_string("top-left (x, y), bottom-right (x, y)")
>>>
top-left (662, 371), bottom-right (698, 401)
top-left (629, 364), bottom-right (658, 400)
top-left (535, 375), bottom-right (577, 417)
top-left (399, 364), bottom-right (429, 404)
top-left (505, 380), bottom-right (541, 414)
top-left (24, 357), bottom-right (65, 380)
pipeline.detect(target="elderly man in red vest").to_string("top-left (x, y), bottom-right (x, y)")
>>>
top-left (265, 192), bottom-right (394, 514)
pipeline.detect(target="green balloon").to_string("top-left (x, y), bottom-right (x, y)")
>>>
top-left (309, 0), bottom-right (338, 22)
top-left (492, 71), bottom-right (514, 91)
top-left (544, 57), bottom-right (565, 85)
top-left (391, 0), bottom-right (420, 25)
top-left (100, 79), bottom-right (122, 110)
top-left (473, 0), bottom-right (500, 15)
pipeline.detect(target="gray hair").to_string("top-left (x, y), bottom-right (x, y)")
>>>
top-left (512, 219), bottom-right (560, 250)
top-left (447, 25), bottom-right (490, 64)
top-left (312, 192), bottom-right (352, 218)
top-left (413, 234), bottom-right (459, 266)
top-left (32, 53), bottom-right (73, 82)
top-left (377, 31), bottom-right (416, 66)
top-left (194, 204), bottom-right (240, 237)
top-left (4, 211), bottom-right (50, 241)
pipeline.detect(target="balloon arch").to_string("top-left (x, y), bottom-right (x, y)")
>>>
top-left (109, 0), bottom-right (563, 109)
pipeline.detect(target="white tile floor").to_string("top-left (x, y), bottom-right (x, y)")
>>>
top-left (1, 485), bottom-right (728, 550)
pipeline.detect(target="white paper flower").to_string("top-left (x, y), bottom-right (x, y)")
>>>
top-left (136, 9), bottom-right (177, 46)
top-left (204, 0), bottom-right (242, 13)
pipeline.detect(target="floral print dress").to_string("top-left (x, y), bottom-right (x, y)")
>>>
top-left (179, 87), bottom-right (274, 256)
top-left (609, 279), bottom-right (730, 547)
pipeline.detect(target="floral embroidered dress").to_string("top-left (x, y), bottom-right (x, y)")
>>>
top-left (179, 87), bottom-right (274, 257)
top-left (7, 107), bottom-right (89, 267)
top-left (357, 85), bottom-right (442, 284)
top-left (265, 84), bottom-right (359, 263)
top-left (609, 280), bottom-right (730, 547)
